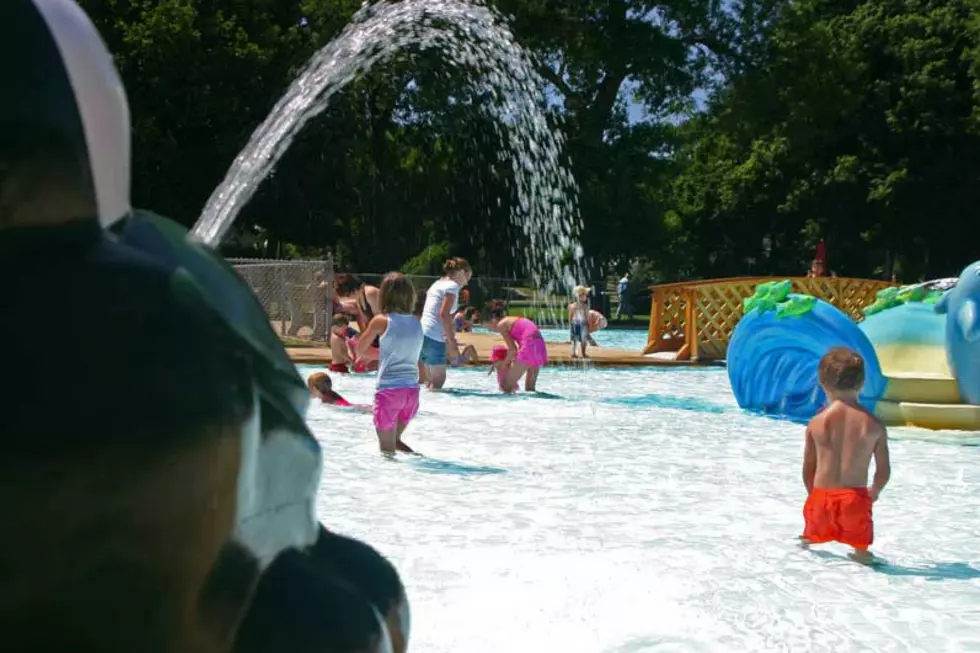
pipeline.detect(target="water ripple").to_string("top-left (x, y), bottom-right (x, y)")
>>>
top-left (306, 366), bottom-right (980, 652)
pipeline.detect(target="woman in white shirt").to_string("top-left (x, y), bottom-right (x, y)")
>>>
top-left (419, 257), bottom-right (472, 389)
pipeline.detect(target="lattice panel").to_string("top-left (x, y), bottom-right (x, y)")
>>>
top-left (836, 278), bottom-right (894, 320)
top-left (794, 278), bottom-right (838, 306)
top-left (661, 290), bottom-right (687, 341)
top-left (646, 287), bottom-right (689, 353)
top-left (651, 276), bottom-right (901, 361)
top-left (694, 283), bottom-right (756, 359)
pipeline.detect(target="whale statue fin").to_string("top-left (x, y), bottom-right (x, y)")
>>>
top-left (958, 299), bottom-right (980, 343)
top-left (935, 291), bottom-right (950, 314)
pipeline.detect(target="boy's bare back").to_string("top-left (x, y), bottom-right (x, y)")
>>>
top-left (330, 332), bottom-right (352, 364)
top-left (807, 401), bottom-right (887, 491)
top-left (803, 347), bottom-right (891, 503)
top-left (801, 347), bottom-right (889, 553)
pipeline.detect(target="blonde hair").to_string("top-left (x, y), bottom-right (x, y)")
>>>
top-left (379, 272), bottom-right (416, 314)
top-left (307, 372), bottom-right (331, 394)
top-left (573, 285), bottom-right (589, 297)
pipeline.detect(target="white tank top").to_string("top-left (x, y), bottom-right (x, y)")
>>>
top-left (378, 313), bottom-right (423, 389)
top-left (420, 278), bottom-right (460, 342)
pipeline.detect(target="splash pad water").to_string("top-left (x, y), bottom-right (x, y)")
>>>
top-left (192, 0), bottom-right (583, 292)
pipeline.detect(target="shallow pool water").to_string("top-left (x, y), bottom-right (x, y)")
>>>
top-left (306, 365), bottom-right (980, 653)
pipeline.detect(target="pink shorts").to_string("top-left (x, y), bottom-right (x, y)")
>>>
top-left (516, 336), bottom-right (547, 367)
top-left (373, 386), bottom-right (420, 431)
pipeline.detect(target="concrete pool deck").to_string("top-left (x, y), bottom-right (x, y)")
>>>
top-left (287, 332), bottom-right (724, 368)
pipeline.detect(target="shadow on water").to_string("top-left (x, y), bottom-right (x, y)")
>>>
top-left (809, 548), bottom-right (980, 581)
top-left (602, 393), bottom-right (728, 414)
top-left (407, 456), bottom-right (508, 476)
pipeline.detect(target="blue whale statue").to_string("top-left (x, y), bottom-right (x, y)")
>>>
top-left (935, 261), bottom-right (980, 405)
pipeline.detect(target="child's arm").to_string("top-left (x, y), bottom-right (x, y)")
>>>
top-left (802, 427), bottom-right (816, 494)
top-left (568, 302), bottom-right (574, 324)
top-left (440, 292), bottom-right (458, 358)
top-left (869, 427), bottom-right (891, 501)
top-left (499, 321), bottom-right (519, 361)
top-left (356, 315), bottom-right (387, 361)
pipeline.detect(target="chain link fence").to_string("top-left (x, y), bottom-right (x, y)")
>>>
top-left (229, 257), bottom-right (335, 341)
top-left (229, 257), bottom-right (591, 343)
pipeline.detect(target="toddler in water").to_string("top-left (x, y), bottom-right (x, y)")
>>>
top-left (307, 372), bottom-right (352, 406)
top-left (801, 347), bottom-right (891, 563)
top-left (587, 309), bottom-right (607, 347)
top-left (488, 302), bottom-right (547, 392)
top-left (489, 344), bottom-right (510, 390)
top-left (328, 314), bottom-right (356, 373)
top-left (568, 285), bottom-right (590, 358)
top-left (357, 272), bottom-right (423, 454)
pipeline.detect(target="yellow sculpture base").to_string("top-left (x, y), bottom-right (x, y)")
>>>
top-left (875, 400), bottom-right (980, 431)
top-left (882, 373), bottom-right (961, 405)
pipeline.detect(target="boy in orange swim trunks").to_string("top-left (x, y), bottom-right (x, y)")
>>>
top-left (801, 347), bottom-right (891, 562)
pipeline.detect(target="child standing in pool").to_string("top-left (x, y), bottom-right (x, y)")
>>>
top-left (801, 347), bottom-right (891, 562)
top-left (357, 272), bottom-right (424, 454)
top-left (568, 285), bottom-right (590, 358)
top-left (419, 257), bottom-right (472, 390)
top-left (488, 303), bottom-right (547, 392)
top-left (328, 314), bottom-right (356, 373)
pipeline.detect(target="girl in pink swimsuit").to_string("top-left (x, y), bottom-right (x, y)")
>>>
top-left (488, 303), bottom-right (547, 392)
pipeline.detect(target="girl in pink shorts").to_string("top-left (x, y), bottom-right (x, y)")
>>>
top-left (488, 303), bottom-right (548, 392)
top-left (356, 272), bottom-right (424, 454)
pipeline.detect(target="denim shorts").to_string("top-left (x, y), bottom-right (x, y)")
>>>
top-left (570, 321), bottom-right (586, 342)
top-left (420, 335), bottom-right (450, 366)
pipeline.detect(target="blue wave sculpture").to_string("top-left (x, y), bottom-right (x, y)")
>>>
top-left (728, 294), bottom-right (886, 421)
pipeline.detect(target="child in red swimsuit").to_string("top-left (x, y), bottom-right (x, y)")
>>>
top-left (307, 372), bottom-right (351, 406)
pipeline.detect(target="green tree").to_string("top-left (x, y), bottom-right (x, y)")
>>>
top-left (670, 0), bottom-right (980, 280)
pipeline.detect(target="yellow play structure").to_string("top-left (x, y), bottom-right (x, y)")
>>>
top-left (647, 272), bottom-right (980, 432)
top-left (643, 276), bottom-right (894, 361)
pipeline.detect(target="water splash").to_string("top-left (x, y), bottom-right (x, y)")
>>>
top-left (191, 0), bottom-right (583, 290)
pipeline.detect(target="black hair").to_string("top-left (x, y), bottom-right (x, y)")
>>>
top-left (1, 224), bottom-right (253, 453)
top-left (487, 300), bottom-right (507, 320)
top-left (233, 526), bottom-right (406, 653)
top-left (233, 548), bottom-right (382, 653)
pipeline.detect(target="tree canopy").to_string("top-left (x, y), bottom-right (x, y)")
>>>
top-left (79, 0), bottom-right (980, 282)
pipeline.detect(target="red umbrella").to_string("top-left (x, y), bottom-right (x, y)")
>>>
top-left (815, 239), bottom-right (827, 275)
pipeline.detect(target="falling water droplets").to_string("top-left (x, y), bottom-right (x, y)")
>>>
top-left (191, 0), bottom-right (583, 291)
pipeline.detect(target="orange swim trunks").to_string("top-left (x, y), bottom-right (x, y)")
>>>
top-left (802, 487), bottom-right (873, 550)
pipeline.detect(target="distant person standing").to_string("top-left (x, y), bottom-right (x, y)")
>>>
top-left (419, 257), bottom-right (472, 389)
top-left (615, 271), bottom-right (633, 321)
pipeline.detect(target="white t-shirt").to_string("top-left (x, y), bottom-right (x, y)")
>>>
top-left (420, 278), bottom-right (460, 342)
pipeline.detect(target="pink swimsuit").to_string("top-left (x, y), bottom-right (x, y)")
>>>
top-left (509, 317), bottom-right (548, 367)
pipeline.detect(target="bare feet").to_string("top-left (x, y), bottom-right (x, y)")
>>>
top-left (848, 549), bottom-right (877, 566)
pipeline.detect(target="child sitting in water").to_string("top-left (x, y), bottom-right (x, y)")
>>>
top-left (357, 272), bottom-right (423, 454)
top-left (488, 302), bottom-right (547, 392)
top-left (307, 372), bottom-right (352, 406)
top-left (568, 285), bottom-right (590, 358)
top-left (329, 314), bottom-right (356, 373)
top-left (801, 347), bottom-right (891, 563)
